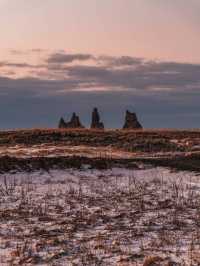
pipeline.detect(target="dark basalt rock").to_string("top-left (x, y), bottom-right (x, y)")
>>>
top-left (91, 108), bottom-right (104, 129)
top-left (58, 117), bottom-right (66, 129)
top-left (123, 110), bottom-right (142, 129)
top-left (58, 113), bottom-right (84, 129)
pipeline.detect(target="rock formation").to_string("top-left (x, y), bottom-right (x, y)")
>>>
top-left (58, 117), bottom-right (66, 129)
top-left (123, 110), bottom-right (142, 129)
top-left (58, 112), bottom-right (84, 129)
top-left (91, 108), bottom-right (104, 129)
top-left (59, 109), bottom-right (142, 129)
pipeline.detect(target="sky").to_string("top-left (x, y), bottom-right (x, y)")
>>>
top-left (0, 0), bottom-right (200, 129)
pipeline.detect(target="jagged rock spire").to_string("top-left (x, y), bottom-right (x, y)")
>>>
top-left (58, 117), bottom-right (66, 129)
top-left (91, 108), bottom-right (104, 129)
top-left (58, 113), bottom-right (84, 128)
top-left (123, 110), bottom-right (142, 129)
top-left (59, 109), bottom-right (142, 129)
top-left (70, 112), bottom-right (84, 128)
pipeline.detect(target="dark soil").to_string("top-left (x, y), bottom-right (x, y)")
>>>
top-left (139, 153), bottom-right (200, 172)
top-left (0, 156), bottom-right (139, 173)
top-left (1, 153), bottom-right (200, 173)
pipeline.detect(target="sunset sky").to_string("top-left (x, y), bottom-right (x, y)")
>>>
top-left (0, 0), bottom-right (200, 129)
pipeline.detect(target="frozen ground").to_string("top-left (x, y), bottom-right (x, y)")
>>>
top-left (0, 144), bottom-right (136, 159)
top-left (1, 166), bottom-right (200, 265)
top-left (0, 144), bottom-right (193, 162)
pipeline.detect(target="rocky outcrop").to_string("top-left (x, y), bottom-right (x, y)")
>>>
top-left (123, 110), bottom-right (142, 129)
top-left (58, 113), bottom-right (84, 129)
top-left (91, 108), bottom-right (104, 129)
top-left (59, 109), bottom-right (142, 129)
top-left (58, 117), bottom-right (66, 129)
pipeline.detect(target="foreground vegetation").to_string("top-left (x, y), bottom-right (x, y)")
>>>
top-left (1, 128), bottom-right (200, 265)
top-left (1, 128), bottom-right (200, 153)
top-left (1, 167), bottom-right (200, 265)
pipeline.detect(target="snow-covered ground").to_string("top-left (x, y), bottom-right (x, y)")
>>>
top-left (0, 144), bottom-right (136, 159)
top-left (0, 143), bottom-right (192, 160)
top-left (1, 166), bottom-right (200, 265)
